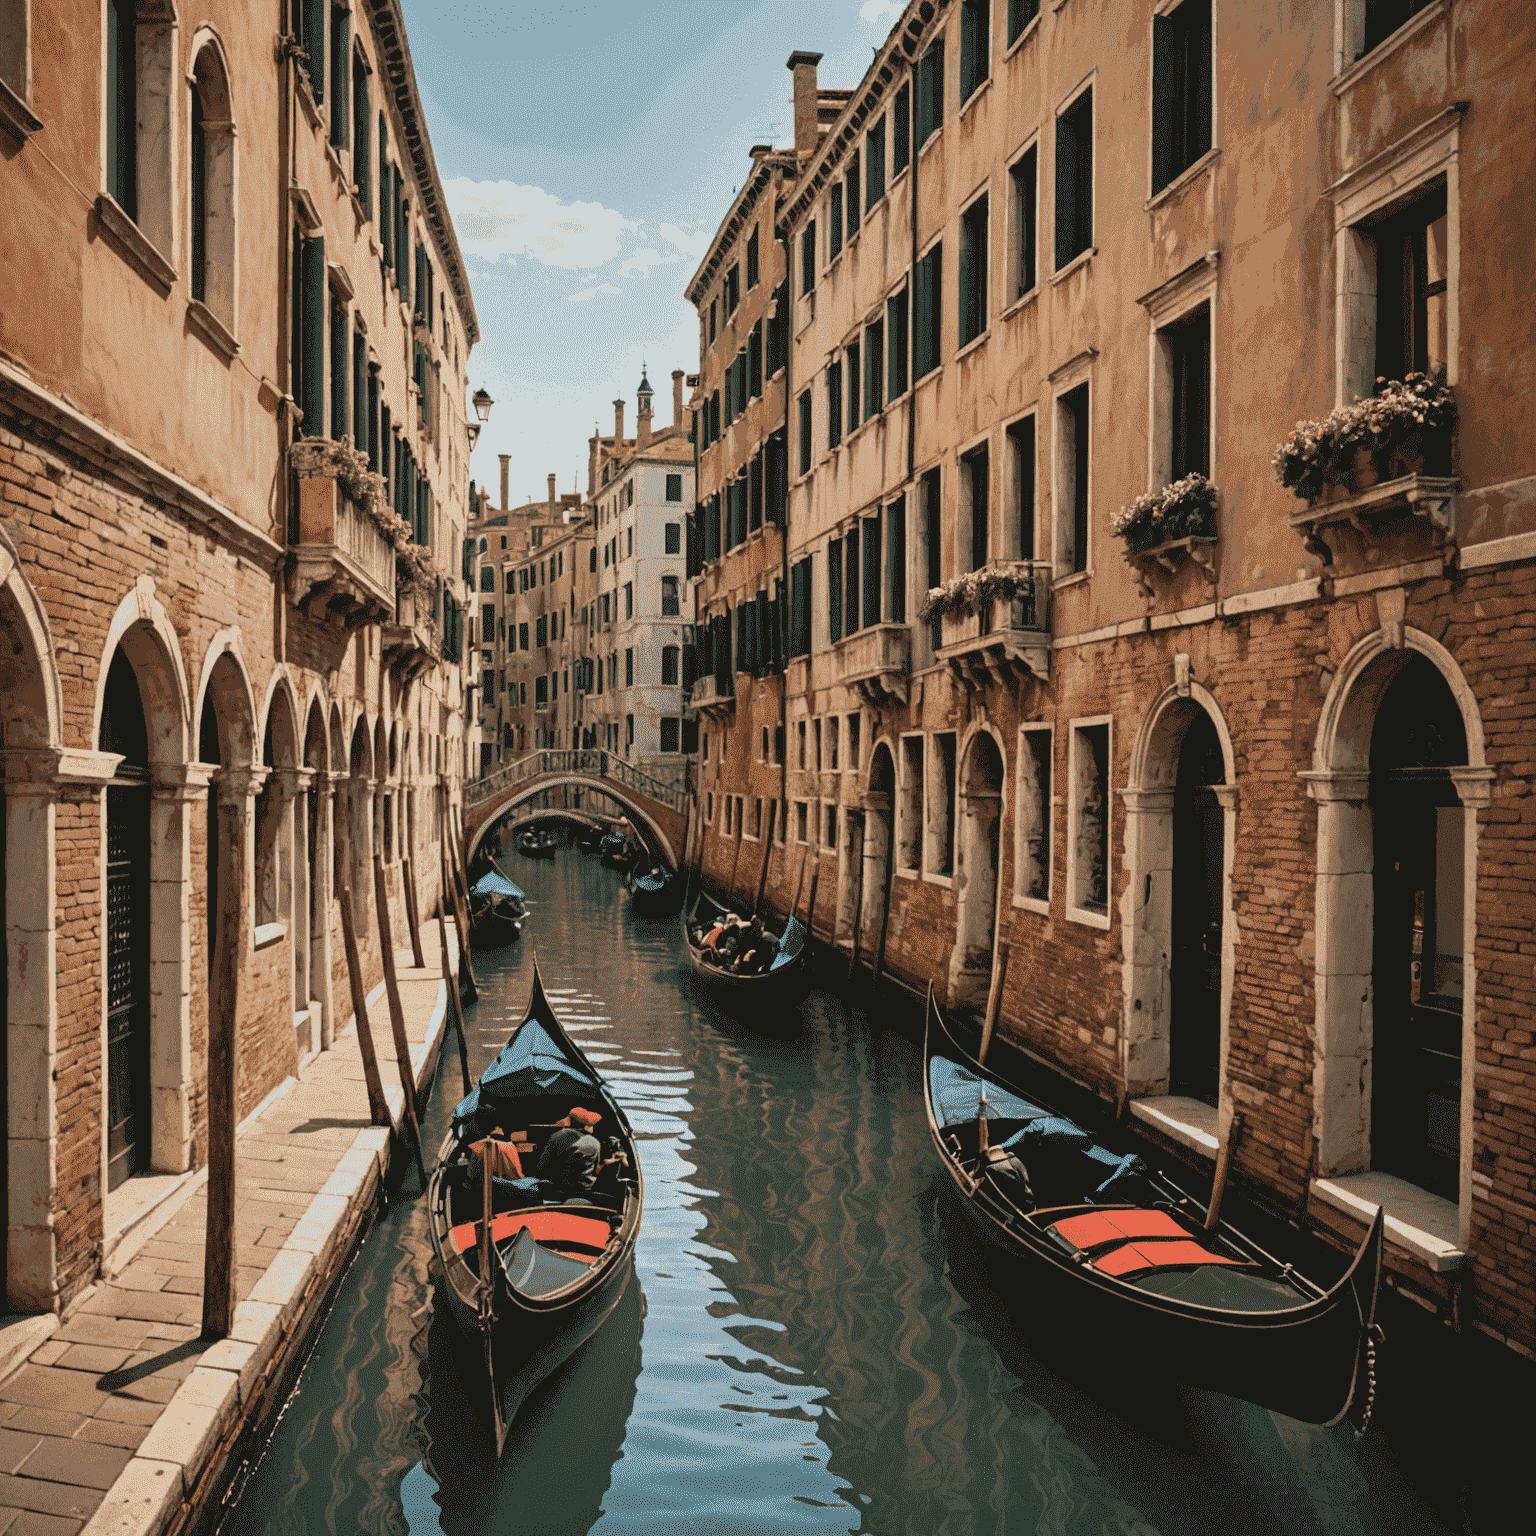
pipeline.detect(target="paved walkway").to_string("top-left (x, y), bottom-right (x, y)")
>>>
top-left (0, 921), bottom-right (459, 1536)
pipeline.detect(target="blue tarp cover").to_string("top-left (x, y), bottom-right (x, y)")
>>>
top-left (451, 1019), bottom-right (597, 1129)
top-left (471, 868), bottom-right (525, 900)
top-left (928, 1056), bottom-right (1045, 1129)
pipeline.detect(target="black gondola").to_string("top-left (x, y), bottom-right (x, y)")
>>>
top-left (427, 964), bottom-right (644, 1455)
top-left (624, 863), bottom-right (682, 915)
top-left (468, 867), bottom-right (525, 949)
top-left (515, 828), bottom-right (557, 859)
top-left (922, 990), bottom-right (1385, 1427)
top-left (681, 891), bottom-right (811, 1014)
top-left (598, 831), bottom-right (633, 870)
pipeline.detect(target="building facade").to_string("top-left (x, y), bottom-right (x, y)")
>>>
top-left (0, 0), bottom-right (474, 1313)
top-left (687, 0), bottom-right (1536, 1356)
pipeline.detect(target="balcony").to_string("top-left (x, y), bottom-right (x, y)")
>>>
top-left (290, 440), bottom-right (395, 625)
top-left (382, 573), bottom-right (442, 681)
top-left (837, 622), bottom-right (911, 705)
top-left (934, 560), bottom-right (1052, 688)
top-left (1287, 472), bottom-right (1459, 567)
top-left (689, 673), bottom-right (735, 719)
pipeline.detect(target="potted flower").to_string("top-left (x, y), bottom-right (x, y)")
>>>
top-left (918, 564), bottom-right (1039, 622)
top-left (1112, 473), bottom-right (1219, 553)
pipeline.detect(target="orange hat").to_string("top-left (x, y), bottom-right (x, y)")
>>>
top-left (568, 1107), bottom-right (601, 1129)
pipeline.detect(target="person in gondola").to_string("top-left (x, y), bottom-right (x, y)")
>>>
top-left (732, 914), bottom-right (778, 974)
top-left (532, 1107), bottom-right (627, 1204)
top-left (466, 1125), bottom-right (528, 1204)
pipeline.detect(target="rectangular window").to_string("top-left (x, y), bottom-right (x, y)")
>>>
top-left (899, 735), bottom-right (924, 870)
top-left (481, 603), bottom-right (494, 643)
top-left (864, 317), bottom-right (884, 418)
top-left (1162, 301), bottom-right (1211, 482)
top-left (922, 466), bottom-right (943, 650)
top-left (929, 732), bottom-right (957, 878)
top-left (828, 538), bottom-right (844, 644)
top-left (914, 242), bottom-right (943, 379)
top-left (848, 715), bottom-right (861, 770)
top-left (329, 299), bottom-right (348, 440)
top-left (845, 342), bottom-right (860, 434)
top-left (1372, 184), bottom-right (1449, 384)
top-left (893, 83), bottom-right (911, 173)
top-left (814, 719), bottom-right (823, 771)
top-left (665, 473), bottom-right (683, 502)
top-left (801, 221), bottom-right (817, 295)
top-left (845, 151), bottom-right (861, 239)
top-left (725, 261), bottom-right (741, 314)
top-left (1363, 0), bottom-right (1437, 55)
top-left (709, 298), bottom-right (717, 342)
top-left (625, 647), bottom-right (634, 686)
top-left (827, 360), bottom-right (843, 449)
top-left (790, 556), bottom-right (813, 656)
top-left (661, 576), bottom-right (680, 616)
top-left (1055, 87), bottom-right (1094, 270)
top-left (665, 521), bottom-right (682, 554)
top-left (798, 389), bottom-right (813, 474)
top-left (825, 802), bottom-right (837, 849)
top-left (1009, 145), bottom-right (1038, 300)
top-left (1152, 1), bottom-right (1212, 196)
top-left (828, 718), bottom-right (840, 772)
top-left (1056, 382), bottom-right (1090, 575)
top-left (106, 0), bottom-right (138, 217)
top-left (886, 496), bottom-right (907, 623)
top-left (1015, 726), bottom-right (1052, 905)
top-left (535, 675), bottom-right (548, 706)
top-left (844, 529), bottom-right (861, 637)
top-left (796, 800), bottom-right (809, 844)
top-left (624, 581), bottom-right (633, 620)
top-left (660, 718), bottom-right (680, 753)
top-left (866, 117), bottom-right (886, 208)
top-left (916, 40), bottom-right (944, 149)
top-left (1007, 414), bottom-right (1037, 559)
top-left (960, 0), bottom-right (990, 104)
top-left (519, 621), bottom-right (529, 650)
top-left (829, 183), bottom-right (844, 260)
top-left (887, 288), bottom-right (909, 399)
top-left (746, 225), bottom-right (760, 288)
top-left (1008, 0), bottom-right (1041, 45)
top-left (959, 195), bottom-right (989, 347)
top-left (963, 443), bottom-right (989, 571)
top-left (661, 645), bottom-right (680, 685)
top-left (1068, 720), bottom-right (1111, 923)
top-left (768, 281), bottom-right (789, 374)
top-left (862, 515), bottom-right (882, 629)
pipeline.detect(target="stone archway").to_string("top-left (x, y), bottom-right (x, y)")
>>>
top-left (257, 678), bottom-right (301, 1052)
top-left (863, 741), bottom-right (897, 956)
top-left (1121, 678), bottom-right (1238, 1113)
top-left (950, 728), bottom-right (1006, 1011)
top-left (1306, 629), bottom-right (1489, 1234)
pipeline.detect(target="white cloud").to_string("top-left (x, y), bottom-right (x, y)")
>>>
top-left (568, 283), bottom-right (623, 303)
top-left (620, 247), bottom-right (673, 279)
top-left (660, 223), bottom-right (711, 262)
top-left (447, 178), bottom-right (636, 270)
top-left (859, 0), bottom-right (903, 25)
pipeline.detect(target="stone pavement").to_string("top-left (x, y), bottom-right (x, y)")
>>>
top-left (0, 920), bottom-right (460, 1536)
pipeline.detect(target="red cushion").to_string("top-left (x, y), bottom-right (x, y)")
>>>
top-left (1050, 1209), bottom-right (1189, 1252)
top-left (1092, 1239), bottom-right (1246, 1278)
top-left (450, 1210), bottom-right (613, 1257)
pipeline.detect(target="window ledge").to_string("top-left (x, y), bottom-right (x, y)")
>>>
top-left (1049, 246), bottom-right (1096, 287)
top-left (1011, 892), bottom-right (1050, 916)
top-left (1329, 0), bottom-right (1450, 96)
top-left (958, 76), bottom-right (993, 124)
top-left (1130, 1095), bottom-right (1219, 1159)
top-left (95, 195), bottom-right (177, 295)
top-left (954, 328), bottom-right (991, 363)
top-left (254, 921), bottom-right (288, 951)
top-left (921, 871), bottom-right (954, 889)
top-left (918, 126), bottom-right (944, 161)
top-left (1004, 17), bottom-right (1042, 61)
top-left (1310, 1173), bottom-right (1464, 1271)
top-left (1066, 903), bottom-right (1110, 930)
top-left (1051, 568), bottom-right (1091, 590)
top-left (0, 78), bottom-right (42, 142)
top-left (1145, 147), bottom-right (1221, 211)
top-left (1001, 286), bottom-right (1039, 322)
top-left (186, 299), bottom-right (240, 362)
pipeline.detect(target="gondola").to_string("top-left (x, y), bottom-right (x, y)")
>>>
top-left (467, 866), bottom-right (525, 948)
top-left (515, 827), bottom-right (556, 859)
top-left (681, 890), bottom-right (811, 1014)
top-left (624, 863), bottom-right (682, 916)
top-left (427, 964), bottom-right (644, 1455)
top-left (922, 990), bottom-right (1385, 1428)
top-left (598, 831), bottom-right (633, 870)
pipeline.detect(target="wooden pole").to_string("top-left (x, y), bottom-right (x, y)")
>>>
top-left (727, 814), bottom-right (745, 906)
top-left (754, 801), bottom-right (777, 916)
top-left (202, 781), bottom-right (247, 1340)
top-left (869, 814), bottom-right (897, 993)
top-left (804, 859), bottom-right (822, 943)
top-left (437, 837), bottom-right (474, 1095)
top-left (374, 855), bottom-right (427, 1183)
top-left (337, 881), bottom-right (392, 1128)
top-left (440, 799), bottom-right (478, 1002)
top-left (400, 853), bottom-right (427, 970)
top-left (846, 818), bottom-right (867, 985)
top-left (976, 942), bottom-right (1011, 1067)
top-left (790, 845), bottom-right (810, 922)
top-left (1205, 1110), bottom-right (1246, 1232)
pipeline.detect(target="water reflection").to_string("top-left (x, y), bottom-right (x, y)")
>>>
top-left (220, 853), bottom-right (1455, 1536)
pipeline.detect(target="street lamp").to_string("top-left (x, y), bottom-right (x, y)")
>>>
top-left (468, 386), bottom-right (493, 447)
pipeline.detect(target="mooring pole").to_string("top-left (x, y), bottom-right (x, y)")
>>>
top-left (374, 855), bottom-right (427, 1183)
top-left (437, 835), bottom-right (474, 1095)
top-left (977, 942), bottom-right (1011, 1067)
top-left (754, 800), bottom-right (777, 916)
top-left (401, 853), bottom-right (427, 970)
top-left (337, 881), bottom-right (392, 1127)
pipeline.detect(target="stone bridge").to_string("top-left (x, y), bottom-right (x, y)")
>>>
top-left (463, 749), bottom-right (690, 869)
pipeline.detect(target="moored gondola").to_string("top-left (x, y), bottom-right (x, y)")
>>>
top-left (515, 827), bottom-right (557, 859)
top-left (598, 830), bottom-right (633, 870)
top-left (923, 990), bottom-right (1385, 1428)
top-left (681, 891), bottom-right (811, 1015)
top-left (625, 863), bottom-right (682, 915)
top-left (467, 866), bottom-right (525, 948)
top-left (427, 964), bottom-right (643, 1454)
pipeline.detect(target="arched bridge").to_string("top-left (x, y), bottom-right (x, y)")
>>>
top-left (464, 749), bottom-right (690, 869)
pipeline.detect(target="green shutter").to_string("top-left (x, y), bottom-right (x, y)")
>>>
top-left (332, 12), bottom-right (350, 147)
top-left (1151, 15), bottom-right (1174, 194)
top-left (300, 236), bottom-right (326, 436)
top-left (303, 0), bottom-right (326, 102)
top-left (828, 539), bottom-right (843, 643)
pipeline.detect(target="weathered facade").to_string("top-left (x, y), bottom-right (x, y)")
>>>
top-left (687, 0), bottom-right (1536, 1355)
top-left (0, 0), bottom-right (475, 1313)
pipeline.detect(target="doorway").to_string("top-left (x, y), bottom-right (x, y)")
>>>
top-left (1169, 711), bottom-right (1225, 1105)
top-left (952, 731), bottom-right (1004, 1011)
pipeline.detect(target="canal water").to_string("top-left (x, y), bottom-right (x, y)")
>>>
top-left (220, 848), bottom-right (1466, 1536)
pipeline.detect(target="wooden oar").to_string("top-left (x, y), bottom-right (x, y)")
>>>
top-left (1206, 1108), bottom-right (1246, 1232)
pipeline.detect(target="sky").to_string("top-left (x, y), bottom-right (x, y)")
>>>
top-left (399, 0), bottom-right (909, 509)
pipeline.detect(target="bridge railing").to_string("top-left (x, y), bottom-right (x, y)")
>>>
top-left (466, 749), bottom-right (690, 813)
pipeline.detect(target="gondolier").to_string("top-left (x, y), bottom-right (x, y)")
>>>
top-left (535, 1107), bottom-right (603, 1198)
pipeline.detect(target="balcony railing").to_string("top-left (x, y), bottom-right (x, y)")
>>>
top-left (837, 622), bottom-right (911, 704)
top-left (290, 440), bottom-right (395, 624)
top-left (688, 673), bottom-right (735, 717)
top-left (935, 560), bottom-right (1052, 687)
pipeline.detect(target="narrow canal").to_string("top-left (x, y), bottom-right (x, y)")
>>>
top-left (220, 845), bottom-right (1471, 1536)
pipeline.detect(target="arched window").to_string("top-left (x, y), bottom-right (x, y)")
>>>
top-left (188, 38), bottom-right (237, 348)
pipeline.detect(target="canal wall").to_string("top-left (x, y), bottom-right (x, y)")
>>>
top-left (0, 923), bottom-right (459, 1536)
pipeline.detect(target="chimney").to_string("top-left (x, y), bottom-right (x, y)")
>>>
top-left (547, 473), bottom-right (558, 508)
top-left (498, 454), bottom-right (510, 511)
top-left (788, 51), bottom-right (824, 160)
top-left (613, 398), bottom-right (626, 447)
top-left (672, 369), bottom-right (685, 431)
top-left (587, 432), bottom-right (598, 497)
top-left (636, 400), bottom-right (652, 452)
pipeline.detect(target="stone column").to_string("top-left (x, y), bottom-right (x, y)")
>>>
top-left (270, 768), bottom-right (311, 1053)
